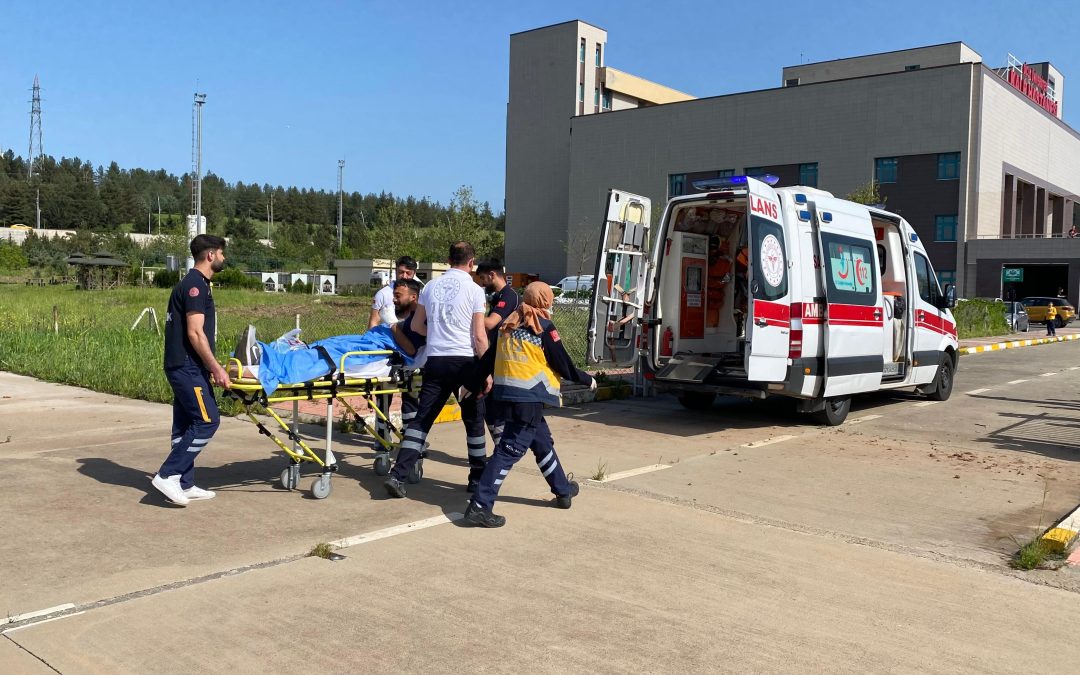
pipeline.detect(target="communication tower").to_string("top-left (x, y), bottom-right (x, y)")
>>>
top-left (28, 75), bottom-right (43, 180)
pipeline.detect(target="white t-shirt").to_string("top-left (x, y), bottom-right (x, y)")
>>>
top-left (372, 284), bottom-right (397, 326)
top-left (419, 268), bottom-right (487, 357)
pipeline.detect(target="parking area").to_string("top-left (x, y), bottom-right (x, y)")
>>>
top-left (4, 341), bottom-right (1080, 672)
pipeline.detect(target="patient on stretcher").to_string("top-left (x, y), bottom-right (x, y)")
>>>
top-left (229, 280), bottom-right (426, 395)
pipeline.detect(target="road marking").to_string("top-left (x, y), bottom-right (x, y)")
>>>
top-left (1041, 372), bottom-right (1058, 377)
top-left (913, 401), bottom-right (939, 407)
top-left (599, 464), bottom-right (672, 482)
top-left (1008, 379), bottom-right (1029, 385)
top-left (1, 611), bottom-right (85, 635)
top-left (1070, 367), bottom-right (1080, 371)
top-left (741, 434), bottom-right (797, 448)
top-left (1, 603), bottom-right (76, 626)
top-left (329, 513), bottom-right (463, 549)
top-left (848, 415), bottom-right (881, 424)
top-left (965, 388), bottom-right (991, 395)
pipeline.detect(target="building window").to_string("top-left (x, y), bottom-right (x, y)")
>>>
top-left (785, 78), bottom-right (799, 87)
top-left (744, 166), bottom-right (765, 176)
top-left (938, 269), bottom-right (956, 287)
top-left (875, 157), bottom-right (898, 184)
top-left (579, 84), bottom-right (584, 102)
top-left (602, 89), bottom-right (612, 110)
top-left (669, 174), bottom-right (686, 198)
top-left (935, 215), bottom-right (958, 241)
top-left (579, 38), bottom-right (585, 62)
top-left (594, 87), bottom-right (600, 106)
top-left (937, 152), bottom-right (960, 180)
top-left (799, 163), bottom-right (818, 187)
top-left (595, 44), bottom-right (601, 67)
top-left (905, 65), bottom-right (921, 71)
top-left (717, 169), bottom-right (734, 178)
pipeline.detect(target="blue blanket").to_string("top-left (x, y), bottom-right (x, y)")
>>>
top-left (257, 326), bottom-right (412, 395)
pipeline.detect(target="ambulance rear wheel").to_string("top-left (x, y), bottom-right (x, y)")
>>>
top-left (678, 393), bottom-right (716, 411)
top-left (816, 397), bottom-right (851, 426)
top-left (927, 357), bottom-right (955, 402)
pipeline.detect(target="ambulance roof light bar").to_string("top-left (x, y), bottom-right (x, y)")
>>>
top-left (691, 174), bottom-right (780, 192)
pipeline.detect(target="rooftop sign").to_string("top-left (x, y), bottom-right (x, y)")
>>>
top-left (1004, 54), bottom-right (1059, 117)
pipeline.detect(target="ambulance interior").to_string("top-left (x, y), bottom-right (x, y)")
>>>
top-left (657, 201), bottom-right (750, 368)
top-left (873, 215), bottom-right (912, 378)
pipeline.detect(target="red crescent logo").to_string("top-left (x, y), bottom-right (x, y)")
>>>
top-left (188, 287), bottom-right (200, 297)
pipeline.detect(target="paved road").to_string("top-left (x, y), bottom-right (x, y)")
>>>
top-left (3, 342), bottom-right (1080, 673)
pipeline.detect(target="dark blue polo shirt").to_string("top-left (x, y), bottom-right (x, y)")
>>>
top-left (164, 269), bottom-right (216, 370)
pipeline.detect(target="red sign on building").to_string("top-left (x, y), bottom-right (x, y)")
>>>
top-left (1006, 61), bottom-right (1059, 117)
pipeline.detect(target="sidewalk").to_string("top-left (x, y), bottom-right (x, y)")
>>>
top-left (959, 325), bottom-right (1080, 354)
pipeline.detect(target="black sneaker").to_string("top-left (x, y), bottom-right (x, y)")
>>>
top-left (466, 479), bottom-right (479, 493)
top-left (555, 479), bottom-right (580, 509)
top-left (384, 477), bottom-right (407, 498)
top-left (463, 503), bottom-right (506, 528)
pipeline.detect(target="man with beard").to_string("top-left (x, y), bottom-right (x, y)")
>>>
top-left (152, 235), bottom-right (231, 506)
top-left (473, 259), bottom-right (520, 453)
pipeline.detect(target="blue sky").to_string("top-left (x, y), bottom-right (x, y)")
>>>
top-left (2, 0), bottom-right (1077, 211)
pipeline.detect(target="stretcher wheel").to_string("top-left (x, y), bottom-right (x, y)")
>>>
top-left (280, 466), bottom-right (299, 490)
top-left (311, 475), bottom-right (332, 499)
top-left (407, 460), bottom-right (424, 484)
top-left (373, 454), bottom-right (391, 476)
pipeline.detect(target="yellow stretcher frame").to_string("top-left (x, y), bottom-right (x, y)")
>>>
top-left (223, 349), bottom-right (421, 499)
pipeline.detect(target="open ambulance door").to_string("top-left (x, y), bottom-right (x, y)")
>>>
top-left (586, 189), bottom-right (652, 367)
top-left (813, 197), bottom-right (885, 397)
top-left (744, 177), bottom-right (791, 382)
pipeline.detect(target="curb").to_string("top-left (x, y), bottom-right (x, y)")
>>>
top-left (1041, 502), bottom-right (1080, 554)
top-left (960, 333), bottom-right (1080, 356)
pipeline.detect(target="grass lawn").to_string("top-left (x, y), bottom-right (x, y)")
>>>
top-left (0, 284), bottom-right (594, 407)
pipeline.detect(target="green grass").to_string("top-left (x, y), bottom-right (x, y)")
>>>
top-left (0, 284), bottom-right (373, 405)
top-left (0, 285), bottom-right (596, 409)
top-left (309, 542), bottom-right (336, 559)
top-left (1011, 538), bottom-right (1054, 570)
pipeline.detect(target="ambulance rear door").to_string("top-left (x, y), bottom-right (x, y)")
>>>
top-left (586, 189), bottom-right (652, 367)
top-left (813, 197), bottom-right (885, 396)
top-left (745, 177), bottom-right (791, 382)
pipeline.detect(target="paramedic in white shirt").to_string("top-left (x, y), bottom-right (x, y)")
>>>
top-left (384, 241), bottom-right (490, 498)
top-left (368, 256), bottom-right (419, 328)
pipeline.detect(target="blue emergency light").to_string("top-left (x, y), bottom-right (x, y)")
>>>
top-left (691, 174), bottom-right (781, 191)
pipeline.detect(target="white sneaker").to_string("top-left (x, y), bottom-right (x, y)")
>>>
top-left (183, 485), bottom-right (216, 501)
top-left (152, 474), bottom-right (190, 506)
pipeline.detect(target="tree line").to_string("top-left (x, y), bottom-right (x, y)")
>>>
top-left (0, 151), bottom-right (504, 270)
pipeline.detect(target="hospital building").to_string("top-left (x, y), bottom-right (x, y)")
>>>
top-left (504, 20), bottom-right (1080, 302)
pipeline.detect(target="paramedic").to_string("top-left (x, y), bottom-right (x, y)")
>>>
top-left (474, 258), bottom-right (520, 446)
top-left (368, 256), bottom-right (418, 329)
top-left (463, 282), bottom-right (596, 528)
top-left (384, 241), bottom-right (489, 498)
top-left (152, 235), bottom-right (230, 506)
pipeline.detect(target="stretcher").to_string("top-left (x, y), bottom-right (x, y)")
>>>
top-left (224, 349), bottom-right (422, 499)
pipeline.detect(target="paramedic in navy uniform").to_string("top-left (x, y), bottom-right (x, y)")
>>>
top-left (474, 258), bottom-right (520, 447)
top-left (384, 241), bottom-right (489, 498)
top-left (152, 234), bottom-right (230, 506)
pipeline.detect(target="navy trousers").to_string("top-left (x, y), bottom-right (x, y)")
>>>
top-left (158, 360), bottom-right (220, 489)
top-left (471, 401), bottom-right (572, 511)
top-left (390, 356), bottom-right (487, 483)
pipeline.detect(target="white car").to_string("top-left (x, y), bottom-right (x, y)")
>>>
top-left (555, 275), bottom-right (595, 293)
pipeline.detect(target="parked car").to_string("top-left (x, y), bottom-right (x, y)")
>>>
top-left (1003, 301), bottom-right (1029, 332)
top-left (555, 275), bottom-right (595, 293)
top-left (1020, 296), bottom-right (1076, 327)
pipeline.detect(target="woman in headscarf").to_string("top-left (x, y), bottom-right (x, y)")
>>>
top-left (464, 282), bottom-right (596, 527)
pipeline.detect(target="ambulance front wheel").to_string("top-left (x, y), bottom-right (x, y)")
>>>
top-left (927, 357), bottom-right (955, 402)
top-left (816, 396), bottom-right (851, 426)
top-left (678, 393), bottom-right (717, 411)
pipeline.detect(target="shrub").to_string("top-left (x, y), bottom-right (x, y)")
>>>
top-left (953, 298), bottom-right (1008, 339)
top-left (213, 268), bottom-right (263, 290)
top-left (153, 269), bottom-right (180, 288)
top-left (0, 241), bottom-right (29, 271)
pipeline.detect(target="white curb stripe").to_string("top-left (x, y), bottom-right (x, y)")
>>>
top-left (1, 612), bottom-right (85, 635)
top-left (1, 603), bottom-right (76, 626)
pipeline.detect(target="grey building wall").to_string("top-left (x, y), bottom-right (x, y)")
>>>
top-left (504, 21), bottom-right (606, 282)
top-left (562, 64), bottom-right (975, 280)
top-left (782, 43), bottom-right (981, 86)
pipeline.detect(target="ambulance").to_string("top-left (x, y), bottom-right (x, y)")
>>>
top-left (586, 176), bottom-right (958, 426)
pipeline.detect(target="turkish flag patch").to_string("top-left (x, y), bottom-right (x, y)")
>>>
top-left (496, 301), bottom-right (506, 308)
top-left (188, 286), bottom-right (200, 297)
top-left (550, 329), bottom-right (561, 342)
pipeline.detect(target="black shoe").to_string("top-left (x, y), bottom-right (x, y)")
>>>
top-left (463, 503), bottom-right (506, 528)
top-left (466, 480), bottom-right (479, 494)
top-left (384, 477), bottom-right (407, 498)
top-left (555, 479), bottom-right (580, 509)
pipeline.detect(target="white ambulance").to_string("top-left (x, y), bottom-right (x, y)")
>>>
top-left (586, 176), bottom-right (959, 425)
